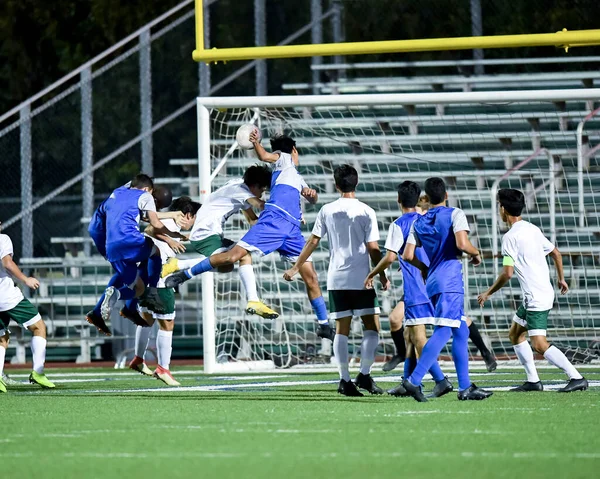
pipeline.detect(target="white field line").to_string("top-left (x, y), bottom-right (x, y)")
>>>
top-left (7, 371), bottom-right (293, 380)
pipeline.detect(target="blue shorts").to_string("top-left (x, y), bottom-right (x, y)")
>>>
top-left (430, 292), bottom-right (466, 328)
top-left (238, 210), bottom-right (309, 262)
top-left (110, 239), bottom-right (154, 288)
top-left (404, 302), bottom-right (435, 326)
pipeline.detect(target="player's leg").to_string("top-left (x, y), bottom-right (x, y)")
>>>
top-left (333, 316), bottom-right (363, 397)
top-left (120, 276), bottom-right (150, 327)
top-left (508, 311), bottom-right (542, 391)
top-left (152, 291), bottom-right (181, 387)
top-left (238, 252), bottom-right (279, 319)
top-left (298, 262), bottom-right (333, 341)
top-left (129, 316), bottom-right (155, 377)
top-left (354, 313), bottom-right (383, 395)
top-left (137, 242), bottom-right (168, 314)
top-left (0, 325), bottom-right (8, 393)
top-left (466, 317), bottom-right (497, 372)
top-left (382, 300), bottom-right (405, 372)
top-left (86, 273), bottom-right (119, 336)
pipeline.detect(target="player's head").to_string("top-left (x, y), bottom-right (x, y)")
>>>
top-left (243, 164), bottom-right (272, 198)
top-left (396, 181), bottom-right (420, 209)
top-left (130, 173), bottom-right (154, 193)
top-left (270, 134), bottom-right (296, 155)
top-left (153, 185), bottom-right (173, 210)
top-left (334, 164), bottom-right (359, 193)
top-left (170, 196), bottom-right (202, 229)
top-left (423, 177), bottom-right (447, 205)
top-left (498, 188), bottom-right (525, 222)
top-left (416, 195), bottom-right (430, 214)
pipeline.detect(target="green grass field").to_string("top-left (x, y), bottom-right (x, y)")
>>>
top-left (2, 366), bottom-right (599, 479)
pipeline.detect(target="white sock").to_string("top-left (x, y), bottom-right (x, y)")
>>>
top-left (31, 336), bottom-right (46, 374)
top-left (135, 326), bottom-right (152, 359)
top-left (0, 346), bottom-right (6, 376)
top-left (157, 330), bottom-right (173, 370)
top-left (513, 341), bottom-right (540, 383)
top-left (333, 334), bottom-right (350, 381)
top-left (360, 330), bottom-right (379, 375)
top-left (238, 264), bottom-right (259, 302)
top-left (543, 345), bottom-right (583, 380)
top-left (177, 258), bottom-right (204, 269)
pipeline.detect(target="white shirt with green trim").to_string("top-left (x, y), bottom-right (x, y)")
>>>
top-left (501, 220), bottom-right (556, 311)
top-left (147, 218), bottom-right (182, 288)
top-left (0, 234), bottom-right (25, 312)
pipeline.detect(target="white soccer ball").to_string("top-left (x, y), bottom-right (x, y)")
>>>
top-left (236, 123), bottom-right (261, 150)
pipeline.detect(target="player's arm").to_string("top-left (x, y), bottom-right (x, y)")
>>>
top-left (144, 226), bottom-right (187, 253)
top-left (477, 261), bottom-right (514, 306)
top-left (452, 209), bottom-right (481, 265)
top-left (250, 130), bottom-right (279, 163)
top-left (402, 242), bottom-right (429, 279)
top-left (365, 243), bottom-right (391, 290)
top-left (1, 255), bottom-right (40, 290)
top-left (283, 235), bottom-right (320, 281)
top-left (242, 208), bottom-right (259, 226)
top-left (548, 247), bottom-right (569, 294)
top-left (156, 211), bottom-right (186, 227)
top-left (365, 249), bottom-right (397, 289)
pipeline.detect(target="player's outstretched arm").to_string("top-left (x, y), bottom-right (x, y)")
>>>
top-left (157, 211), bottom-right (186, 227)
top-left (250, 130), bottom-right (279, 163)
top-left (1, 255), bottom-right (39, 290)
top-left (301, 187), bottom-right (318, 204)
top-left (366, 242), bottom-right (390, 290)
top-left (477, 264), bottom-right (513, 306)
top-left (283, 234), bottom-right (321, 281)
top-left (365, 250), bottom-right (397, 289)
top-left (548, 247), bottom-right (569, 294)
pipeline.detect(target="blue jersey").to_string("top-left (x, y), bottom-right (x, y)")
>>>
top-left (264, 152), bottom-right (308, 226)
top-left (408, 206), bottom-right (469, 296)
top-left (384, 212), bottom-right (430, 307)
top-left (88, 199), bottom-right (108, 258)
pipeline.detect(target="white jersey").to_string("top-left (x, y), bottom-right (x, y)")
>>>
top-left (190, 179), bottom-right (254, 242)
top-left (0, 234), bottom-right (25, 311)
top-left (501, 220), bottom-right (556, 311)
top-left (146, 218), bottom-right (181, 288)
top-left (311, 197), bottom-right (380, 290)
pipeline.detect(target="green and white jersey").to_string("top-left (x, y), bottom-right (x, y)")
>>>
top-left (147, 218), bottom-right (181, 288)
top-left (0, 234), bottom-right (24, 312)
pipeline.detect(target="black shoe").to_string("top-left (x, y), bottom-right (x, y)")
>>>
top-left (85, 310), bottom-right (112, 336)
top-left (427, 376), bottom-right (454, 398)
top-left (457, 383), bottom-right (493, 401)
top-left (482, 352), bottom-right (498, 373)
top-left (139, 287), bottom-right (167, 314)
top-left (338, 379), bottom-right (364, 397)
top-left (402, 378), bottom-right (428, 402)
top-left (387, 382), bottom-right (410, 397)
top-left (354, 373), bottom-right (383, 395)
top-left (558, 377), bottom-right (588, 393)
top-left (164, 271), bottom-right (190, 289)
top-left (510, 381), bottom-right (543, 392)
top-left (119, 306), bottom-right (150, 327)
top-left (382, 354), bottom-right (405, 372)
top-left (316, 324), bottom-right (335, 341)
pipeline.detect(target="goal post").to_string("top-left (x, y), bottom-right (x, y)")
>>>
top-left (197, 89), bottom-right (600, 373)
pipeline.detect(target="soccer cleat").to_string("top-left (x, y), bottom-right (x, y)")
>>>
top-left (557, 377), bottom-right (588, 393)
top-left (164, 271), bottom-right (190, 289)
top-left (245, 300), bottom-right (280, 319)
top-left (457, 383), bottom-right (493, 401)
top-left (161, 257), bottom-right (180, 278)
top-left (0, 377), bottom-right (6, 393)
top-left (387, 382), bottom-right (410, 397)
top-left (427, 376), bottom-right (454, 398)
top-left (100, 286), bottom-right (119, 323)
top-left (129, 356), bottom-right (153, 376)
top-left (85, 309), bottom-right (112, 336)
top-left (482, 352), bottom-right (498, 373)
top-left (29, 371), bottom-right (55, 389)
top-left (402, 378), bottom-right (428, 402)
top-left (382, 354), bottom-right (405, 372)
top-left (316, 324), bottom-right (335, 341)
top-left (139, 287), bottom-right (167, 314)
top-left (354, 372), bottom-right (384, 395)
top-left (154, 365), bottom-right (181, 386)
top-left (119, 306), bottom-right (149, 327)
top-left (337, 379), bottom-right (364, 397)
top-left (2, 373), bottom-right (22, 385)
top-left (510, 381), bottom-right (544, 392)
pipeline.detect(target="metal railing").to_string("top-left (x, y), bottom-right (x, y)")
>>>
top-left (576, 106), bottom-right (600, 227)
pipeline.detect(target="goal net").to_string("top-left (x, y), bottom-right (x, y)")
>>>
top-left (195, 91), bottom-right (600, 373)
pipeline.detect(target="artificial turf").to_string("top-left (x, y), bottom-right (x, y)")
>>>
top-left (2, 366), bottom-right (599, 479)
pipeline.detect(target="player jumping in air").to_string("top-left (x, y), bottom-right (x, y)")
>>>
top-left (166, 133), bottom-right (335, 341)
top-left (284, 165), bottom-right (385, 396)
top-left (478, 189), bottom-right (588, 392)
top-left (0, 221), bottom-right (55, 391)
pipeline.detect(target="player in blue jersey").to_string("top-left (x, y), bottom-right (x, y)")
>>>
top-left (399, 177), bottom-right (492, 402)
top-left (365, 181), bottom-right (453, 398)
top-left (165, 133), bottom-right (335, 340)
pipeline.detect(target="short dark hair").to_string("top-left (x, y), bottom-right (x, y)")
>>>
top-left (270, 134), bottom-right (296, 154)
top-left (131, 173), bottom-right (154, 190)
top-left (397, 181), bottom-right (421, 208)
top-left (498, 189), bottom-right (525, 217)
top-left (334, 164), bottom-right (359, 193)
top-left (170, 196), bottom-right (201, 216)
top-left (424, 177), bottom-right (446, 205)
top-left (243, 165), bottom-right (272, 189)
top-left (153, 185), bottom-right (173, 210)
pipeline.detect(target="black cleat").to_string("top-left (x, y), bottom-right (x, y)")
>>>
top-left (382, 354), bottom-right (405, 372)
top-left (558, 377), bottom-right (588, 393)
top-left (387, 382), bottom-right (410, 397)
top-left (338, 379), bottom-right (364, 397)
top-left (427, 376), bottom-right (454, 398)
top-left (119, 306), bottom-right (150, 327)
top-left (85, 309), bottom-right (112, 336)
top-left (139, 287), bottom-right (167, 314)
top-left (482, 352), bottom-right (498, 373)
top-left (164, 271), bottom-right (190, 289)
top-left (402, 378), bottom-right (428, 402)
top-left (457, 383), bottom-right (493, 401)
top-left (510, 381), bottom-right (543, 392)
top-left (354, 373), bottom-right (383, 395)
top-left (316, 324), bottom-right (335, 341)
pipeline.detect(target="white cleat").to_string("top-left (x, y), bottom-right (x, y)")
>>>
top-left (154, 366), bottom-right (181, 386)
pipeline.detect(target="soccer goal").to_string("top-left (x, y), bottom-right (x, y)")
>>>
top-left (196, 89), bottom-right (600, 374)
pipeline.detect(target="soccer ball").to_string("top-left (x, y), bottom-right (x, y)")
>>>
top-left (236, 123), bottom-right (261, 150)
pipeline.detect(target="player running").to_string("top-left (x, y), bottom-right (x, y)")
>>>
top-left (165, 134), bottom-right (335, 340)
top-left (478, 188), bottom-right (588, 392)
top-left (284, 165), bottom-right (386, 396)
top-left (0, 221), bottom-right (55, 391)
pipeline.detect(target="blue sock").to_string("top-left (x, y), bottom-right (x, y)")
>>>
top-left (117, 285), bottom-right (136, 301)
top-left (93, 273), bottom-right (119, 316)
top-left (403, 357), bottom-right (416, 378)
top-left (147, 255), bottom-right (162, 287)
top-left (189, 257), bottom-right (214, 278)
top-left (408, 326), bottom-right (451, 387)
top-left (452, 320), bottom-right (471, 391)
top-left (429, 361), bottom-right (446, 383)
top-left (310, 296), bottom-right (329, 325)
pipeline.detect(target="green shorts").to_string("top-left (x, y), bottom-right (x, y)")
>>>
top-left (0, 298), bottom-right (42, 335)
top-left (190, 235), bottom-right (235, 257)
top-left (328, 290), bottom-right (380, 320)
top-left (513, 304), bottom-right (549, 337)
top-left (138, 288), bottom-right (176, 320)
